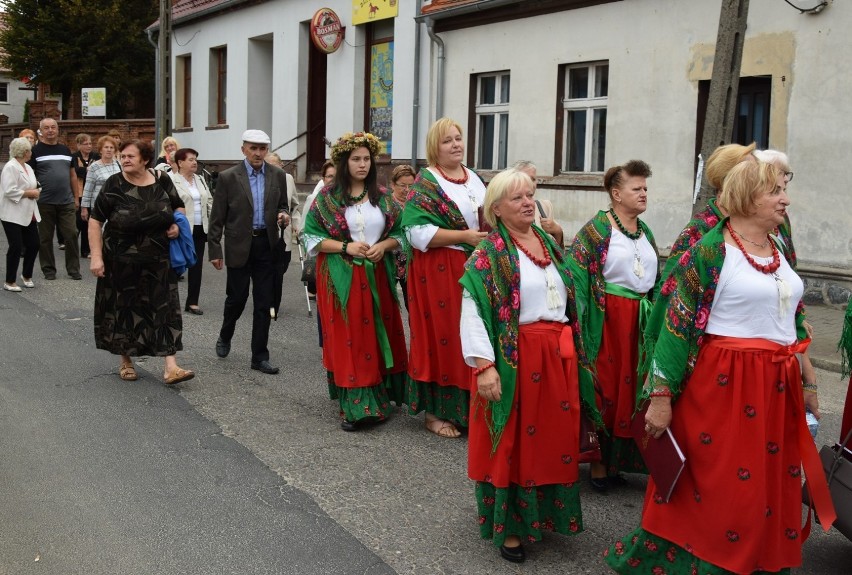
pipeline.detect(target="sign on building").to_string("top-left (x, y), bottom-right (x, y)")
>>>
top-left (82, 87), bottom-right (106, 117)
top-left (353, 0), bottom-right (398, 25)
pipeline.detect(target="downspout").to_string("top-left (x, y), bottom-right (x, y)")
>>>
top-left (146, 29), bottom-right (160, 150)
top-left (425, 17), bottom-right (444, 119)
top-left (411, 0), bottom-right (423, 164)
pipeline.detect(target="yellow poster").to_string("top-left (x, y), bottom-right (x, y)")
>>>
top-left (352, 0), bottom-right (398, 25)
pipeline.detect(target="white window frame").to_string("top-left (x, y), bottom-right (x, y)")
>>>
top-left (474, 72), bottom-right (510, 170)
top-left (561, 61), bottom-right (608, 173)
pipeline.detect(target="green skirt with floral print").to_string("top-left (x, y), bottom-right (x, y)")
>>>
top-left (604, 528), bottom-right (790, 575)
top-left (327, 371), bottom-right (407, 423)
top-left (405, 378), bottom-right (470, 428)
top-left (475, 481), bottom-right (583, 548)
top-left (601, 435), bottom-right (648, 476)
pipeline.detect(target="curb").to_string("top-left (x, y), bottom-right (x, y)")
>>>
top-left (811, 357), bottom-right (842, 375)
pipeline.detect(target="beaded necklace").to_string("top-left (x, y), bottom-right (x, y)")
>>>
top-left (435, 164), bottom-right (469, 185)
top-left (725, 221), bottom-right (780, 274)
top-left (347, 188), bottom-right (368, 204)
top-left (731, 227), bottom-right (769, 249)
top-left (509, 229), bottom-right (562, 310)
top-left (508, 229), bottom-right (551, 268)
top-left (609, 208), bottom-right (642, 240)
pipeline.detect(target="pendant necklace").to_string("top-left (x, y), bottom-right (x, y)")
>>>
top-left (726, 221), bottom-right (788, 317)
top-left (510, 230), bottom-right (561, 310)
top-left (632, 240), bottom-right (644, 279)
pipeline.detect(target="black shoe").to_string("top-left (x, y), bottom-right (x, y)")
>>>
top-left (70, 273), bottom-right (82, 280)
top-left (499, 543), bottom-right (526, 563)
top-left (44, 274), bottom-right (56, 280)
top-left (251, 360), bottom-right (279, 374)
top-left (184, 305), bottom-right (204, 315)
top-left (609, 474), bottom-right (629, 487)
top-left (58, 243), bottom-right (65, 250)
top-left (340, 419), bottom-right (358, 432)
top-left (215, 337), bottom-right (231, 358)
top-left (590, 476), bottom-right (609, 493)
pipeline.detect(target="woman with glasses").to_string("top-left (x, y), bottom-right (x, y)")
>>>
top-left (390, 164), bottom-right (415, 308)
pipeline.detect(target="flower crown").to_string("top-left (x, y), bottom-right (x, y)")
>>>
top-left (330, 132), bottom-right (382, 163)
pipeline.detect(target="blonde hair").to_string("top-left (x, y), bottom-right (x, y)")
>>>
top-left (159, 136), bottom-right (179, 158)
top-left (482, 168), bottom-right (535, 229)
top-left (705, 142), bottom-right (756, 190)
top-left (425, 117), bottom-right (463, 167)
top-left (717, 159), bottom-right (780, 217)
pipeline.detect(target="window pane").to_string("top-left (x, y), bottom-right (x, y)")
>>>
top-left (480, 76), bottom-right (496, 105)
top-left (568, 67), bottom-right (589, 99)
top-left (498, 113), bottom-right (509, 169)
top-left (500, 75), bottom-right (510, 104)
top-left (566, 110), bottom-right (587, 171)
top-left (595, 65), bottom-right (609, 98)
top-left (479, 114), bottom-right (495, 169)
top-left (592, 108), bottom-right (607, 172)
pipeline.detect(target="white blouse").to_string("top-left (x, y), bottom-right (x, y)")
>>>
top-left (0, 159), bottom-right (40, 226)
top-left (602, 229), bottom-right (657, 294)
top-left (461, 250), bottom-right (568, 365)
top-left (705, 244), bottom-right (803, 345)
top-left (406, 167), bottom-right (487, 252)
top-left (305, 200), bottom-right (386, 256)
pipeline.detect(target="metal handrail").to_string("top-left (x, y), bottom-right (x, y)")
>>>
top-left (271, 130), bottom-right (307, 154)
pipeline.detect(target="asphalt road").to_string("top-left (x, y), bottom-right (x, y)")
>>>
top-left (1, 243), bottom-right (851, 574)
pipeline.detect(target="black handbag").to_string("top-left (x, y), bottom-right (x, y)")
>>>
top-left (300, 256), bottom-right (316, 284)
top-left (803, 428), bottom-right (852, 542)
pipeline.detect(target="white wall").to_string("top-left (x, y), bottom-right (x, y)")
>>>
top-left (430, 0), bottom-right (851, 269)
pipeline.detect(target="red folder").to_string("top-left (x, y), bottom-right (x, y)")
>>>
top-left (630, 402), bottom-right (686, 502)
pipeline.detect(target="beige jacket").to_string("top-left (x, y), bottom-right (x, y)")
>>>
top-left (170, 172), bottom-right (214, 232)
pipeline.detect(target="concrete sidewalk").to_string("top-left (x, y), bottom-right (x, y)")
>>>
top-left (805, 302), bottom-right (849, 374)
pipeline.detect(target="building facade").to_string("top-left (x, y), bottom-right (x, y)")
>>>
top-left (163, 0), bottom-right (851, 291)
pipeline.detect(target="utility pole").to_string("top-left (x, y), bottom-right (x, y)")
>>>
top-left (157, 0), bottom-right (172, 146)
top-left (694, 0), bottom-right (750, 215)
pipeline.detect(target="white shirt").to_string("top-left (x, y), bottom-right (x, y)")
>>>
top-left (461, 250), bottom-right (568, 365)
top-left (602, 229), bottom-right (657, 293)
top-left (705, 244), bottom-right (803, 345)
top-left (406, 167), bottom-right (486, 252)
top-left (305, 200), bottom-right (386, 256)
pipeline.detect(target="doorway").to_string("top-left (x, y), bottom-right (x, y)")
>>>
top-left (307, 39), bottom-right (328, 173)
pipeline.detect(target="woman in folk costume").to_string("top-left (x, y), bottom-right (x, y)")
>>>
top-left (302, 132), bottom-right (407, 432)
top-left (645, 145), bottom-right (818, 433)
top-left (568, 160), bottom-right (658, 491)
top-left (402, 118), bottom-right (488, 438)
top-left (460, 169), bottom-right (600, 564)
top-left (605, 159), bottom-right (835, 575)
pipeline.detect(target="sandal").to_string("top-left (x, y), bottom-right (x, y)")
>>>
top-left (425, 416), bottom-right (461, 438)
top-left (119, 363), bottom-right (138, 381)
top-left (164, 367), bottom-right (195, 386)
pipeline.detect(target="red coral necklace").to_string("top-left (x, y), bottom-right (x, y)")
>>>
top-left (509, 229), bottom-right (552, 268)
top-left (726, 221), bottom-right (780, 274)
top-left (435, 164), bottom-right (469, 185)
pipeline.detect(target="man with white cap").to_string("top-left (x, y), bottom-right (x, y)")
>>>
top-left (208, 129), bottom-right (291, 374)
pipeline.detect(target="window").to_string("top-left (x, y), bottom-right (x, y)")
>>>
top-left (178, 55), bottom-right (191, 127)
top-left (473, 72), bottom-right (510, 170)
top-left (209, 47), bottom-right (227, 125)
top-left (366, 20), bottom-right (394, 155)
top-left (561, 62), bottom-right (608, 172)
top-left (733, 76), bottom-right (771, 150)
top-left (0, 82), bottom-right (8, 103)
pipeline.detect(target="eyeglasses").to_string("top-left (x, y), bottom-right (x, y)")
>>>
top-left (784, 171), bottom-right (794, 182)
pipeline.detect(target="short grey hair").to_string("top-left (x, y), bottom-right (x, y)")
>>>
top-left (9, 137), bottom-right (31, 159)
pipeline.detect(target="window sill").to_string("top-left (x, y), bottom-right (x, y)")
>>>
top-left (173, 127), bottom-right (193, 133)
top-left (205, 124), bottom-right (229, 131)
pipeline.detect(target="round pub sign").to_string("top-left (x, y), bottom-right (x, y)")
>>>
top-left (310, 8), bottom-right (344, 54)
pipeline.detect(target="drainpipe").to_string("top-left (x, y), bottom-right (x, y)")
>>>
top-left (147, 29), bottom-right (160, 149)
top-left (425, 17), bottom-right (444, 119)
top-left (411, 0), bottom-right (423, 165)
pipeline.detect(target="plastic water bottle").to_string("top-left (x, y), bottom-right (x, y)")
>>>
top-left (805, 408), bottom-right (819, 440)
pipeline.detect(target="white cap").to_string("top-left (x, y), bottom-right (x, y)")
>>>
top-left (242, 129), bottom-right (270, 144)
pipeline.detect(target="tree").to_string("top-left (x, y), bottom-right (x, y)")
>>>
top-left (0, 0), bottom-right (159, 118)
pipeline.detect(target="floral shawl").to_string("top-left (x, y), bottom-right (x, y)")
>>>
top-left (567, 210), bottom-right (659, 366)
top-left (647, 218), bottom-right (807, 397)
top-left (840, 303), bottom-right (852, 379)
top-left (302, 185), bottom-right (404, 311)
top-left (459, 222), bottom-right (600, 451)
top-left (401, 167), bottom-right (479, 258)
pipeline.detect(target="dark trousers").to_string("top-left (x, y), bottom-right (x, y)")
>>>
top-left (2, 219), bottom-right (39, 283)
top-left (220, 235), bottom-right (274, 363)
top-left (185, 225), bottom-right (207, 307)
top-left (76, 207), bottom-right (89, 257)
top-left (37, 202), bottom-right (79, 277)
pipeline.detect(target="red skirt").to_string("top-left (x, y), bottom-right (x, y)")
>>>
top-left (596, 293), bottom-right (641, 438)
top-left (317, 254), bottom-right (407, 387)
top-left (468, 322), bottom-right (580, 489)
top-left (406, 247), bottom-right (470, 390)
top-left (641, 336), bottom-right (820, 574)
